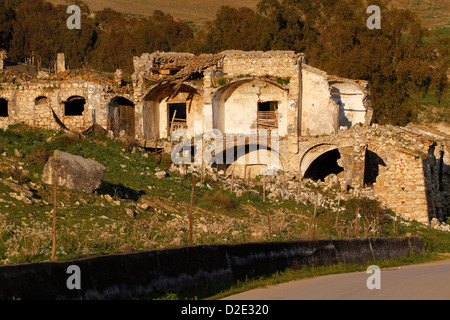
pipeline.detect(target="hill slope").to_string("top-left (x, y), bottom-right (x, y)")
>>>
top-left (49, 0), bottom-right (260, 24)
top-left (48, 0), bottom-right (449, 27)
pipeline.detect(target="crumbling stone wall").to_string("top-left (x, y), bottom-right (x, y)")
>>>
top-left (220, 50), bottom-right (301, 79)
top-left (0, 79), bottom-right (111, 132)
top-left (2, 51), bottom-right (448, 225)
top-left (364, 125), bottom-right (448, 223)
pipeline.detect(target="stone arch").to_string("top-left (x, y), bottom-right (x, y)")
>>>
top-left (0, 98), bottom-right (8, 117)
top-left (143, 83), bottom-right (203, 140)
top-left (303, 148), bottom-right (343, 181)
top-left (210, 143), bottom-right (286, 178)
top-left (212, 78), bottom-right (288, 135)
top-left (35, 96), bottom-right (48, 105)
top-left (299, 143), bottom-right (340, 178)
top-left (108, 96), bottom-right (135, 138)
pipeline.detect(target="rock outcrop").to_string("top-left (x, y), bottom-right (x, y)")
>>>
top-left (42, 150), bottom-right (106, 193)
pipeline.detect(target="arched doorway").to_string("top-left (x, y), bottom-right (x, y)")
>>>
top-left (108, 97), bottom-right (135, 138)
top-left (210, 143), bottom-right (284, 178)
top-left (303, 149), bottom-right (343, 181)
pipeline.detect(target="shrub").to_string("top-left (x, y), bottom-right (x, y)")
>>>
top-left (53, 132), bottom-right (81, 147)
top-left (344, 197), bottom-right (383, 221)
top-left (28, 145), bottom-right (51, 167)
top-left (202, 191), bottom-right (237, 210)
top-left (7, 166), bottom-right (29, 184)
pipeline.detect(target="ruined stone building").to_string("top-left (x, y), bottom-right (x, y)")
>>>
top-left (0, 50), bottom-right (448, 224)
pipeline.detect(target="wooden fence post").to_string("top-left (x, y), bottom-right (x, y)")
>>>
top-left (189, 173), bottom-right (195, 246)
top-left (51, 161), bottom-right (58, 262)
top-left (312, 192), bottom-right (317, 240)
top-left (327, 204), bottom-right (331, 240)
top-left (335, 198), bottom-right (341, 238)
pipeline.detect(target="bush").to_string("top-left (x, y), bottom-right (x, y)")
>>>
top-left (53, 132), bottom-right (81, 147)
top-left (202, 191), bottom-right (237, 210)
top-left (7, 166), bottom-right (29, 184)
top-left (344, 197), bottom-right (382, 220)
top-left (27, 145), bottom-right (51, 167)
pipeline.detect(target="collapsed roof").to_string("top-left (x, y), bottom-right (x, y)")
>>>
top-left (133, 51), bottom-right (224, 81)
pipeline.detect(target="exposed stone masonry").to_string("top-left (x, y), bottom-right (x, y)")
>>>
top-left (0, 50), bottom-right (448, 225)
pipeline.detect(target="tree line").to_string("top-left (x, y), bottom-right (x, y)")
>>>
top-left (0, 0), bottom-right (447, 125)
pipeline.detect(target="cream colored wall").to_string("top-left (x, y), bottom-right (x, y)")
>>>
top-left (330, 81), bottom-right (366, 128)
top-left (301, 65), bottom-right (339, 136)
top-left (213, 80), bottom-right (288, 136)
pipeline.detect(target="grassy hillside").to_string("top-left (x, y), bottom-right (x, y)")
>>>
top-left (48, 0), bottom-right (449, 28)
top-left (390, 0), bottom-right (450, 28)
top-left (49, 0), bottom-right (260, 24)
top-left (0, 124), bottom-right (448, 266)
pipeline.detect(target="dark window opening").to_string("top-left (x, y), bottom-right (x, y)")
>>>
top-left (64, 96), bottom-right (85, 116)
top-left (257, 101), bottom-right (278, 129)
top-left (258, 101), bottom-right (278, 112)
top-left (169, 102), bottom-right (188, 135)
top-left (0, 98), bottom-right (8, 117)
top-left (189, 72), bottom-right (204, 81)
top-left (304, 149), bottom-right (343, 181)
top-left (169, 103), bottom-right (187, 121)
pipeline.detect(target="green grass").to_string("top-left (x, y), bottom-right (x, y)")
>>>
top-left (0, 124), bottom-right (449, 266)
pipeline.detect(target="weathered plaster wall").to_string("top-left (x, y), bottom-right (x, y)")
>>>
top-left (330, 81), bottom-right (367, 128)
top-left (212, 79), bottom-right (288, 136)
top-left (301, 65), bottom-right (338, 136)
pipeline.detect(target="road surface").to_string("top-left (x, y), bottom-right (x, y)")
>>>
top-left (223, 260), bottom-right (450, 300)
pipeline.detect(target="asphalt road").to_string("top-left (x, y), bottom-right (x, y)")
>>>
top-left (222, 260), bottom-right (450, 300)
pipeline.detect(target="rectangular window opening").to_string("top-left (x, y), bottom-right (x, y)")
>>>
top-left (257, 101), bottom-right (278, 129)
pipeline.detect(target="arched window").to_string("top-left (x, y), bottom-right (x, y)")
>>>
top-left (35, 96), bottom-right (49, 106)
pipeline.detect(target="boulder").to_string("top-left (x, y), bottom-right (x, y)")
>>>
top-left (42, 150), bottom-right (106, 193)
